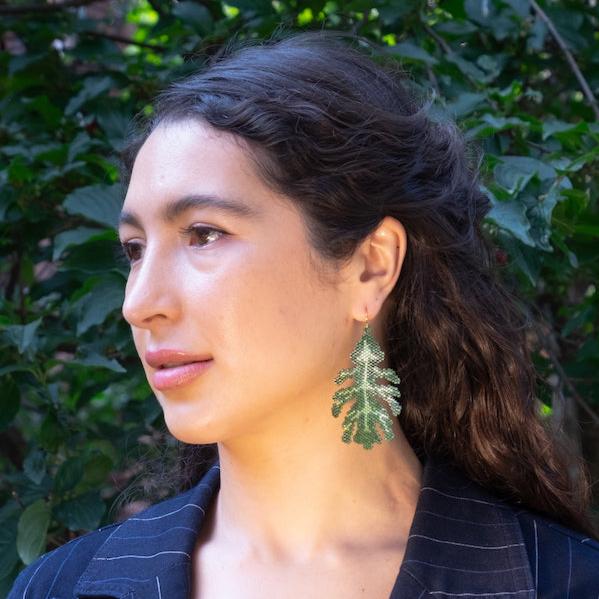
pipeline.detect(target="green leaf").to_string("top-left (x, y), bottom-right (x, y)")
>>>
top-left (503, 0), bottom-right (531, 18)
top-left (542, 118), bottom-right (588, 140)
top-left (78, 452), bottom-right (114, 489)
top-left (16, 499), bottom-right (51, 565)
top-left (39, 411), bottom-right (65, 453)
top-left (65, 76), bottom-right (114, 116)
top-left (95, 109), bottom-right (132, 151)
top-left (435, 20), bottom-right (478, 36)
top-left (527, 15), bottom-right (547, 52)
top-left (53, 226), bottom-right (106, 260)
top-left (53, 491), bottom-right (105, 531)
top-left (67, 132), bottom-right (96, 164)
top-left (70, 351), bottom-right (126, 373)
top-left (54, 456), bottom-right (85, 495)
top-left (0, 503), bottom-right (19, 579)
top-left (464, 0), bottom-right (492, 23)
top-left (446, 92), bottom-right (486, 118)
top-left (71, 275), bottom-right (124, 335)
top-left (494, 156), bottom-right (556, 194)
top-left (485, 186), bottom-right (536, 247)
top-left (331, 324), bottom-right (401, 449)
top-left (390, 42), bottom-right (438, 65)
top-left (173, 1), bottom-right (214, 34)
top-left (23, 448), bottom-right (47, 485)
top-left (2, 318), bottom-right (42, 355)
top-left (446, 55), bottom-right (486, 81)
top-left (63, 184), bottom-right (123, 229)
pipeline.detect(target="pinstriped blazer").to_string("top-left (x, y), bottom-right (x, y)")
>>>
top-left (8, 456), bottom-right (599, 598)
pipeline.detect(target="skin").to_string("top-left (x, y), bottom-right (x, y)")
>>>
top-left (119, 120), bottom-right (423, 595)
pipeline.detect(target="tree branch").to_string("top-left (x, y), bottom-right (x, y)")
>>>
top-left (81, 30), bottom-right (166, 51)
top-left (423, 22), bottom-right (451, 55)
top-left (0, 0), bottom-right (103, 16)
top-left (530, 0), bottom-right (599, 120)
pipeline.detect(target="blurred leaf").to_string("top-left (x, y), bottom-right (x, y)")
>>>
top-left (446, 92), bottom-right (487, 117)
top-left (173, 1), bottom-right (214, 34)
top-left (23, 448), bottom-right (47, 485)
top-left (0, 504), bottom-right (19, 579)
top-left (54, 456), bottom-right (85, 495)
top-left (65, 76), bottom-right (115, 116)
top-left (391, 41), bottom-right (438, 65)
top-left (16, 500), bottom-right (51, 565)
top-left (53, 226), bottom-right (106, 261)
top-left (71, 275), bottom-right (124, 335)
top-left (53, 491), bottom-right (105, 531)
top-left (488, 198), bottom-right (536, 247)
top-left (3, 318), bottom-right (42, 356)
top-left (70, 351), bottom-right (126, 373)
top-left (63, 184), bottom-right (123, 229)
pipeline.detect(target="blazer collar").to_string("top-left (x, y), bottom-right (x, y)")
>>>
top-left (390, 457), bottom-right (535, 598)
top-left (75, 457), bottom-right (534, 598)
top-left (74, 462), bottom-right (221, 599)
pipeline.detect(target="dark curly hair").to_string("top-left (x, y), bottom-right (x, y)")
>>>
top-left (121, 30), bottom-right (597, 539)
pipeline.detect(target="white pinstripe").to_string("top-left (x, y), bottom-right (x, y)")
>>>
top-left (20, 554), bottom-right (49, 599)
top-left (43, 537), bottom-right (82, 599)
top-left (420, 487), bottom-right (510, 507)
top-left (93, 550), bottom-right (190, 561)
top-left (403, 559), bottom-right (529, 574)
top-left (127, 502), bottom-right (205, 521)
top-left (567, 537), bottom-right (572, 599)
top-left (408, 534), bottom-right (524, 550)
top-left (417, 509), bottom-right (521, 527)
top-left (111, 525), bottom-right (197, 540)
top-left (533, 520), bottom-right (538, 598)
top-left (428, 590), bottom-right (534, 597)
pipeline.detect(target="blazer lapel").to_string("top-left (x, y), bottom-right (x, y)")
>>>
top-left (390, 458), bottom-right (535, 598)
top-left (74, 462), bottom-right (220, 598)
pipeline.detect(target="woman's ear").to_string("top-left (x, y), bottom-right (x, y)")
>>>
top-left (349, 216), bottom-right (407, 322)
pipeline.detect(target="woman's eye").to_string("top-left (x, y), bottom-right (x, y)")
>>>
top-left (120, 241), bottom-right (143, 264)
top-left (182, 225), bottom-right (225, 247)
top-left (118, 226), bottom-right (224, 266)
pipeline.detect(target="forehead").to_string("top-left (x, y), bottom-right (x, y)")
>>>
top-left (125, 120), bottom-right (258, 203)
top-left (120, 119), bottom-right (314, 244)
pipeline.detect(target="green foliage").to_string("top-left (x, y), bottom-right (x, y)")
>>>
top-left (332, 324), bottom-right (402, 449)
top-left (0, 0), bottom-right (598, 593)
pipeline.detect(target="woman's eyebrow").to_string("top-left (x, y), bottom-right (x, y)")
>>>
top-left (118, 193), bottom-right (263, 229)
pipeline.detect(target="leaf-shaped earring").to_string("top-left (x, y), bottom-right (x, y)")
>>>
top-left (331, 307), bottom-right (402, 449)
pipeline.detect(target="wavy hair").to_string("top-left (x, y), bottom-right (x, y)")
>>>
top-left (122, 30), bottom-right (597, 538)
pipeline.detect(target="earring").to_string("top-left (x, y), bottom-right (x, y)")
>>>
top-left (331, 307), bottom-right (402, 450)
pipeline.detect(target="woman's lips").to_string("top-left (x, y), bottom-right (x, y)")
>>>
top-left (151, 360), bottom-right (213, 391)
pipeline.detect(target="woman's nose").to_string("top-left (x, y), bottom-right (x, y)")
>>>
top-left (121, 246), bottom-right (181, 329)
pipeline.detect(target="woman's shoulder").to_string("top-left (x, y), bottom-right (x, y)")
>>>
top-left (7, 466), bottom-right (220, 599)
top-left (405, 457), bottom-right (599, 597)
top-left (516, 507), bottom-right (599, 592)
top-left (7, 521), bottom-right (122, 599)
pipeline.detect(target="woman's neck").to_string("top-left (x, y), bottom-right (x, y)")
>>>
top-left (208, 412), bottom-right (423, 565)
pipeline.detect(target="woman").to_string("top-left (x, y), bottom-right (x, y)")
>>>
top-left (9, 30), bottom-right (599, 598)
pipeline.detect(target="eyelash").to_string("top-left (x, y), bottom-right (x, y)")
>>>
top-left (119, 225), bottom-right (225, 265)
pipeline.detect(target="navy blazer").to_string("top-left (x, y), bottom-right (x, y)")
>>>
top-left (8, 457), bottom-right (599, 598)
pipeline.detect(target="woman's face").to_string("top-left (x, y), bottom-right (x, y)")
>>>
top-left (119, 120), bottom-right (353, 445)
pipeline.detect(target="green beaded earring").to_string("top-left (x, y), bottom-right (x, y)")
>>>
top-left (331, 307), bottom-right (402, 450)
